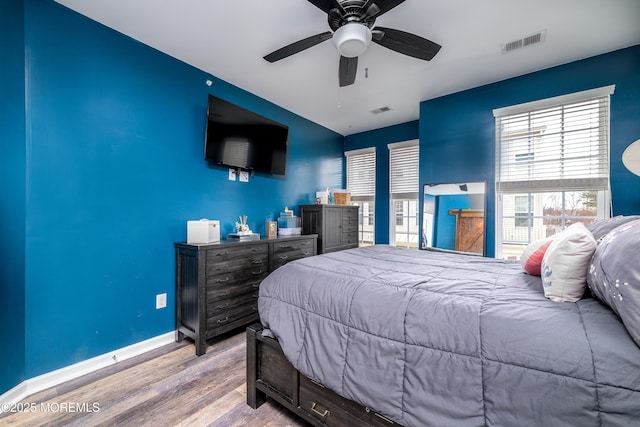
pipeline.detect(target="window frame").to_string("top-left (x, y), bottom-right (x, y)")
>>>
top-left (388, 140), bottom-right (419, 249)
top-left (494, 86), bottom-right (614, 259)
top-left (346, 147), bottom-right (376, 246)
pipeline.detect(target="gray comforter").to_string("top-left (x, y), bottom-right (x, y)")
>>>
top-left (258, 245), bottom-right (640, 426)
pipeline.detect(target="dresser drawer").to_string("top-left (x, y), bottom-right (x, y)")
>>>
top-left (272, 238), bottom-right (314, 253)
top-left (272, 239), bottom-right (315, 269)
top-left (206, 277), bottom-right (263, 301)
top-left (207, 291), bottom-right (258, 318)
top-left (206, 299), bottom-right (258, 330)
top-left (342, 207), bottom-right (358, 222)
top-left (299, 376), bottom-right (399, 426)
top-left (206, 255), bottom-right (267, 276)
top-left (344, 231), bottom-right (359, 244)
top-left (206, 265), bottom-right (268, 287)
top-left (206, 245), bottom-right (268, 275)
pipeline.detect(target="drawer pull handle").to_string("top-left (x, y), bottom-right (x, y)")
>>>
top-left (310, 379), bottom-right (325, 388)
top-left (217, 317), bottom-right (229, 324)
top-left (215, 251), bottom-right (229, 257)
top-left (252, 283), bottom-right (260, 289)
top-left (302, 251), bottom-right (311, 256)
top-left (217, 277), bottom-right (229, 283)
top-left (310, 402), bottom-right (330, 419)
top-left (252, 306), bottom-right (258, 312)
top-left (251, 259), bottom-right (263, 265)
top-left (252, 270), bottom-right (264, 275)
top-left (278, 255), bottom-right (288, 260)
top-left (374, 412), bottom-right (395, 424)
top-left (216, 303), bottom-right (230, 309)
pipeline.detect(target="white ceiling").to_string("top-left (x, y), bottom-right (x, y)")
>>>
top-left (55, 0), bottom-right (640, 136)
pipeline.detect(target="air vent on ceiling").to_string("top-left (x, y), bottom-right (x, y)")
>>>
top-left (370, 106), bottom-right (391, 114)
top-left (502, 30), bottom-right (546, 54)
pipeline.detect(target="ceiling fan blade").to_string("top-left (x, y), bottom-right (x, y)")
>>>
top-left (362, 0), bottom-right (406, 18)
top-left (372, 27), bottom-right (441, 61)
top-left (339, 56), bottom-right (358, 87)
top-left (307, 0), bottom-right (345, 15)
top-left (264, 32), bottom-right (333, 63)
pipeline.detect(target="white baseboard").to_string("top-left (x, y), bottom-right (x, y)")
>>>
top-left (0, 331), bottom-right (174, 412)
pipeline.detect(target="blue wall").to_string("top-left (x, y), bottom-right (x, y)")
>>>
top-left (420, 45), bottom-right (640, 257)
top-left (0, 0), bottom-right (343, 391)
top-left (0, 0), bottom-right (27, 396)
top-left (344, 121), bottom-right (419, 244)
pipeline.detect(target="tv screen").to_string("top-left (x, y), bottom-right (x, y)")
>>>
top-left (204, 95), bottom-right (288, 175)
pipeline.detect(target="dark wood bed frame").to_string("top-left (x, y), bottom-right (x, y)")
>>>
top-left (246, 323), bottom-right (400, 426)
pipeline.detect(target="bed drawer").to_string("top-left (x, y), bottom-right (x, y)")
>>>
top-left (299, 376), bottom-right (399, 426)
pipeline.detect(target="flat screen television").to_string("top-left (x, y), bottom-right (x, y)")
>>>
top-left (204, 95), bottom-right (288, 175)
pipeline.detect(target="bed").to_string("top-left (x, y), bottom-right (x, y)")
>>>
top-left (246, 216), bottom-right (640, 426)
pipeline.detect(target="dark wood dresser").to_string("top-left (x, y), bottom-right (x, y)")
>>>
top-left (299, 204), bottom-right (359, 254)
top-left (175, 234), bottom-right (317, 355)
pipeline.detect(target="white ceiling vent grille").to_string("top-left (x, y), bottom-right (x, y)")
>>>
top-left (371, 106), bottom-right (391, 114)
top-left (502, 30), bottom-right (546, 54)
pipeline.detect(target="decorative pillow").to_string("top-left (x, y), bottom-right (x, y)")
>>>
top-left (541, 222), bottom-right (597, 302)
top-left (586, 215), bottom-right (640, 243)
top-left (520, 238), bottom-right (553, 276)
top-left (587, 219), bottom-right (640, 347)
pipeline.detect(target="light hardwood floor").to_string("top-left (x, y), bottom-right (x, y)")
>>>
top-left (1, 330), bottom-right (308, 427)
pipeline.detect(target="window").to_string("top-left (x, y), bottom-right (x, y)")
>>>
top-left (514, 195), bottom-right (532, 227)
top-left (395, 203), bottom-right (404, 226)
top-left (346, 148), bottom-right (376, 245)
top-left (494, 86), bottom-right (613, 259)
top-left (389, 140), bottom-right (419, 249)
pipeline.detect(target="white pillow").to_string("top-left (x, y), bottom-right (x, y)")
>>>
top-left (541, 223), bottom-right (597, 302)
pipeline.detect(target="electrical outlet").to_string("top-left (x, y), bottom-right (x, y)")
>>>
top-left (156, 293), bottom-right (167, 309)
top-left (239, 170), bottom-right (249, 182)
top-left (228, 168), bottom-right (237, 181)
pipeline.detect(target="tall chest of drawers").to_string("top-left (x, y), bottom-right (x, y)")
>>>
top-left (175, 234), bottom-right (317, 355)
top-left (299, 204), bottom-right (359, 254)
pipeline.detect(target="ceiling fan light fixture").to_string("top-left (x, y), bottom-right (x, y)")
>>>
top-left (332, 23), bottom-right (372, 58)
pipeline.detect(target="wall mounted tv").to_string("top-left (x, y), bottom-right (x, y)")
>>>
top-left (204, 95), bottom-right (288, 175)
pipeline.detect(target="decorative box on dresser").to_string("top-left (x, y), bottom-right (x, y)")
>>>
top-left (299, 204), bottom-right (359, 254)
top-left (175, 234), bottom-right (317, 355)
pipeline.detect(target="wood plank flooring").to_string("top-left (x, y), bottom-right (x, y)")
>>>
top-left (1, 329), bottom-right (308, 427)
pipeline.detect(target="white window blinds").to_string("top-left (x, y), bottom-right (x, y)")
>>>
top-left (346, 148), bottom-right (375, 201)
top-left (389, 140), bottom-right (419, 198)
top-left (494, 85), bottom-right (613, 192)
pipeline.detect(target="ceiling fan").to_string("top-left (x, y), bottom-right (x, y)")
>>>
top-left (263, 0), bottom-right (442, 87)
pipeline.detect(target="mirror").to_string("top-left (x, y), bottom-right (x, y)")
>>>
top-left (422, 182), bottom-right (486, 255)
